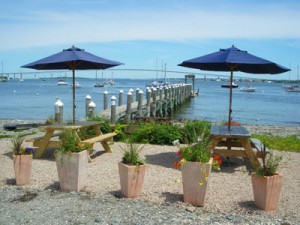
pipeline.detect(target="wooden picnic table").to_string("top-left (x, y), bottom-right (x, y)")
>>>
top-left (210, 125), bottom-right (261, 168)
top-left (27, 121), bottom-right (116, 159)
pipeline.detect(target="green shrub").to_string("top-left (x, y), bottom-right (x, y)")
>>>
top-left (113, 123), bottom-right (127, 142)
top-left (131, 122), bottom-right (181, 145)
top-left (88, 115), bottom-right (111, 134)
top-left (180, 120), bottom-right (211, 144)
top-left (77, 115), bottom-right (112, 140)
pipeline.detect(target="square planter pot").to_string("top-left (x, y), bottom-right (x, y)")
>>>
top-left (118, 162), bottom-right (146, 198)
top-left (251, 173), bottom-right (283, 211)
top-left (55, 150), bottom-right (88, 192)
top-left (181, 158), bottom-right (213, 206)
top-left (13, 154), bottom-right (33, 186)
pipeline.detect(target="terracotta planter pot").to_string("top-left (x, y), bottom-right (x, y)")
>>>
top-left (118, 162), bottom-right (146, 198)
top-left (13, 154), bottom-right (33, 186)
top-left (181, 158), bottom-right (213, 206)
top-left (251, 173), bottom-right (283, 211)
top-left (55, 150), bottom-right (88, 192)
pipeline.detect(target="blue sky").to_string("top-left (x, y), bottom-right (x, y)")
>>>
top-left (1, 0), bottom-right (300, 80)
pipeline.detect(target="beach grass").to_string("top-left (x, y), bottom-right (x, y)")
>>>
top-left (252, 134), bottom-right (300, 153)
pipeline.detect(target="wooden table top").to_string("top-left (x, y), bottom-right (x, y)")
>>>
top-left (39, 121), bottom-right (102, 130)
top-left (210, 125), bottom-right (251, 138)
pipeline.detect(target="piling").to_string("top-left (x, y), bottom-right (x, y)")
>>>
top-left (88, 101), bottom-right (96, 118)
top-left (125, 91), bottom-right (132, 122)
top-left (137, 90), bottom-right (143, 117)
top-left (119, 90), bottom-right (123, 106)
top-left (135, 88), bottom-right (140, 102)
top-left (85, 95), bottom-right (91, 118)
top-left (104, 91), bottom-right (108, 110)
top-left (146, 88), bottom-right (151, 117)
top-left (54, 99), bottom-right (64, 123)
top-left (111, 96), bottom-right (116, 124)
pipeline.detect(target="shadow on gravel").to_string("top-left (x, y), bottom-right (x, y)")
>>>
top-left (218, 157), bottom-right (253, 174)
top-left (145, 152), bottom-right (177, 169)
top-left (10, 191), bottom-right (38, 202)
top-left (3, 152), bottom-right (13, 159)
top-left (160, 192), bottom-right (183, 204)
top-left (90, 150), bottom-right (106, 160)
top-left (145, 152), bottom-right (254, 174)
top-left (238, 200), bottom-right (257, 211)
top-left (5, 178), bottom-right (16, 185)
top-left (33, 148), bottom-right (56, 161)
top-left (44, 182), bottom-right (60, 192)
top-left (109, 190), bottom-right (123, 199)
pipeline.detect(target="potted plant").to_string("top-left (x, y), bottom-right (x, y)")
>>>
top-left (11, 136), bottom-right (34, 185)
top-left (173, 126), bottom-right (222, 207)
top-left (118, 142), bottom-right (146, 198)
top-left (251, 143), bottom-right (283, 211)
top-left (55, 130), bottom-right (91, 192)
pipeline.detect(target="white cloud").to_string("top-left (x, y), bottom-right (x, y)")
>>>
top-left (0, 2), bottom-right (300, 50)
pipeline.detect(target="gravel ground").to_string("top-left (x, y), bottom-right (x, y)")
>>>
top-left (0, 120), bottom-right (300, 225)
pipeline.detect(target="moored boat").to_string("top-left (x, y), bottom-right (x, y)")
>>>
top-left (94, 82), bottom-right (105, 87)
top-left (72, 81), bottom-right (82, 88)
top-left (221, 82), bottom-right (238, 88)
top-left (239, 85), bottom-right (256, 92)
top-left (57, 79), bottom-right (68, 85)
top-left (286, 85), bottom-right (300, 92)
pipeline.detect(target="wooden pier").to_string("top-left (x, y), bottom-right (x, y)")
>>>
top-left (99, 83), bottom-right (193, 123)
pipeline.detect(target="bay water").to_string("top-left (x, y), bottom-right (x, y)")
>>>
top-left (0, 78), bottom-right (299, 126)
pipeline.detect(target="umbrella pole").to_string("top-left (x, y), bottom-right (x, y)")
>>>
top-left (72, 68), bottom-right (75, 124)
top-left (228, 65), bottom-right (234, 130)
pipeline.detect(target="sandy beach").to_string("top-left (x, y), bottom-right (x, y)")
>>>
top-left (0, 120), bottom-right (299, 224)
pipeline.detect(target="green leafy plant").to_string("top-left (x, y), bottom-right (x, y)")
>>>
top-left (131, 122), bottom-right (181, 145)
top-left (46, 115), bottom-right (55, 125)
top-left (88, 115), bottom-right (111, 134)
top-left (173, 125), bottom-right (222, 170)
top-left (255, 143), bottom-right (282, 176)
top-left (120, 141), bottom-right (145, 166)
top-left (112, 123), bottom-right (127, 142)
top-left (11, 136), bottom-right (33, 155)
top-left (180, 120), bottom-right (211, 144)
top-left (56, 130), bottom-right (91, 154)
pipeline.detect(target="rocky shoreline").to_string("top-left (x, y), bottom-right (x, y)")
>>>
top-left (1, 120), bottom-right (299, 224)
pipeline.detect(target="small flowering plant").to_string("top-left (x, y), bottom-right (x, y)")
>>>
top-left (173, 145), bottom-right (222, 170)
top-left (11, 136), bottom-right (34, 155)
top-left (173, 127), bottom-right (222, 170)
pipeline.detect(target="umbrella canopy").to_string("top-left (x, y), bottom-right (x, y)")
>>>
top-left (22, 45), bottom-right (124, 124)
top-left (178, 45), bottom-right (290, 129)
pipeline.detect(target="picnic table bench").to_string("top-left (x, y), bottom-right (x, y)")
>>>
top-left (210, 125), bottom-right (264, 168)
top-left (26, 121), bottom-right (116, 161)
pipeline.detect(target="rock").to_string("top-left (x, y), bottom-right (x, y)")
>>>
top-left (186, 206), bottom-right (196, 212)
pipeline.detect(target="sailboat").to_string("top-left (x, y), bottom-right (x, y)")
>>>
top-left (94, 70), bottom-right (105, 87)
top-left (286, 65), bottom-right (300, 92)
top-left (146, 62), bottom-right (170, 87)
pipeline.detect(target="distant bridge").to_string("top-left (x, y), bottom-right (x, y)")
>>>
top-left (1, 68), bottom-right (264, 81)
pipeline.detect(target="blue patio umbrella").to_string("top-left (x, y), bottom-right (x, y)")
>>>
top-left (22, 45), bottom-right (124, 124)
top-left (178, 45), bottom-right (290, 129)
